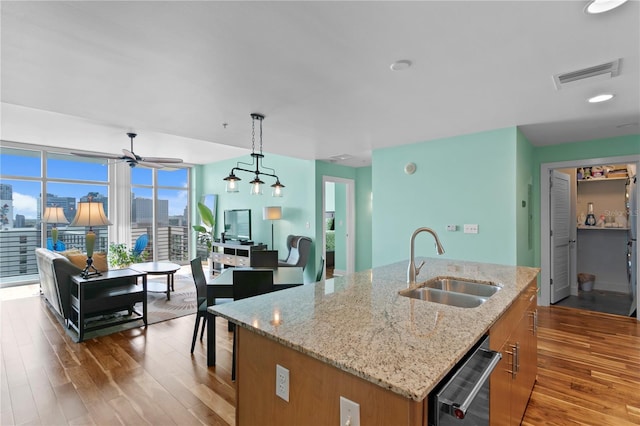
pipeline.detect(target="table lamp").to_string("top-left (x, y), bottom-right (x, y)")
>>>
top-left (263, 206), bottom-right (282, 250)
top-left (71, 198), bottom-right (112, 278)
top-left (43, 206), bottom-right (69, 250)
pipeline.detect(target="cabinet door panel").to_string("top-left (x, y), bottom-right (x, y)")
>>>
top-left (490, 340), bottom-right (512, 426)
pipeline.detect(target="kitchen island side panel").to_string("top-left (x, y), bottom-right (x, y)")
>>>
top-left (237, 327), bottom-right (425, 426)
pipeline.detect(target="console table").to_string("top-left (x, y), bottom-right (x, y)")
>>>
top-left (70, 268), bottom-right (147, 342)
top-left (211, 241), bottom-right (267, 274)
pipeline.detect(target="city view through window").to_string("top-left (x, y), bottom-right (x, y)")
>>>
top-left (0, 146), bottom-right (190, 286)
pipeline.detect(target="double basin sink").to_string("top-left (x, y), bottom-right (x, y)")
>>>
top-left (399, 277), bottom-right (501, 308)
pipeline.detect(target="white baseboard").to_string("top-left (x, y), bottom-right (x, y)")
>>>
top-left (593, 280), bottom-right (630, 294)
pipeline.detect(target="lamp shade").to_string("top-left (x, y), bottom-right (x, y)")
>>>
top-left (42, 207), bottom-right (69, 224)
top-left (71, 201), bottom-right (112, 227)
top-left (263, 206), bottom-right (282, 221)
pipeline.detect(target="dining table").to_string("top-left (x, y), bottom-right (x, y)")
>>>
top-left (206, 267), bottom-right (304, 367)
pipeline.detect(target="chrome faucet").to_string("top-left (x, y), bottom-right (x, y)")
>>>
top-left (407, 227), bottom-right (445, 285)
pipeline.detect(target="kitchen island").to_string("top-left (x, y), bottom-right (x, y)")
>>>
top-left (209, 257), bottom-right (539, 425)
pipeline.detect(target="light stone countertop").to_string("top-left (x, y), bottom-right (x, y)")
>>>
top-left (209, 257), bottom-right (540, 401)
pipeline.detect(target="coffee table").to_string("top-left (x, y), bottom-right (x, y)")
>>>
top-left (131, 261), bottom-right (181, 300)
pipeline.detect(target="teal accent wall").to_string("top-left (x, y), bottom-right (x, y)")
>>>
top-left (196, 153), bottom-right (317, 283)
top-left (531, 134), bottom-right (640, 269)
top-left (372, 128), bottom-right (520, 267)
top-left (325, 182), bottom-right (335, 211)
top-left (516, 129), bottom-right (535, 266)
top-left (334, 182), bottom-right (347, 271)
top-left (355, 166), bottom-right (373, 271)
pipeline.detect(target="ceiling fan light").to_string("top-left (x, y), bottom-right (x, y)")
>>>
top-left (588, 93), bottom-right (614, 103)
top-left (584, 0), bottom-right (629, 14)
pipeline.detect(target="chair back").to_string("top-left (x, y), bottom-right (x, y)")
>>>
top-left (250, 250), bottom-right (279, 267)
top-left (233, 269), bottom-right (274, 300)
top-left (190, 258), bottom-right (209, 307)
top-left (279, 235), bottom-right (312, 270)
top-left (46, 237), bottom-right (66, 251)
top-left (133, 234), bottom-right (149, 256)
top-left (316, 257), bottom-right (325, 282)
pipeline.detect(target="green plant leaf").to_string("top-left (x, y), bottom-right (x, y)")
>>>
top-left (192, 224), bottom-right (208, 233)
top-left (197, 202), bottom-right (215, 229)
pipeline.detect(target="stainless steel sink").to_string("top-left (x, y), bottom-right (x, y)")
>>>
top-left (399, 287), bottom-right (487, 308)
top-left (399, 277), bottom-right (501, 308)
top-left (423, 278), bottom-right (501, 298)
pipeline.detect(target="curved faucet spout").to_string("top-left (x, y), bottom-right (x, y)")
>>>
top-left (407, 227), bottom-right (445, 285)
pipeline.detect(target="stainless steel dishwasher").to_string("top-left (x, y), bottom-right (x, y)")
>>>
top-left (428, 335), bottom-right (501, 425)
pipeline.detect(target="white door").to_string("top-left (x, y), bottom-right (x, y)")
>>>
top-left (550, 170), bottom-right (571, 303)
top-left (322, 176), bottom-right (355, 276)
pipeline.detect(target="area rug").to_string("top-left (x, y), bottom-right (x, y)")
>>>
top-left (63, 271), bottom-right (199, 342)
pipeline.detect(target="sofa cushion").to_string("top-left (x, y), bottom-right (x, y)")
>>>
top-left (35, 247), bottom-right (81, 320)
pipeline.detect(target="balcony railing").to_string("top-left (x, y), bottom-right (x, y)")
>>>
top-left (0, 226), bottom-right (190, 283)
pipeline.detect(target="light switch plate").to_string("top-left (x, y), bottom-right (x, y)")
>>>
top-left (464, 224), bottom-right (479, 234)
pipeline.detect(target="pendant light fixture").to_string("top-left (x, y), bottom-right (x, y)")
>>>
top-left (223, 113), bottom-right (285, 197)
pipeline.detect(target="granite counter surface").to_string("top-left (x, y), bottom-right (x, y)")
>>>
top-left (209, 258), bottom-right (539, 401)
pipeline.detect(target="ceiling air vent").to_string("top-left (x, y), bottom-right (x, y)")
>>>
top-left (553, 59), bottom-right (621, 90)
top-left (329, 154), bottom-right (354, 163)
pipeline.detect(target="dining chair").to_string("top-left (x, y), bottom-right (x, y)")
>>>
top-left (250, 250), bottom-right (279, 267)
top-left (190, 258), bottom-right (209, 354)
top-left (231, 269), bottom-right (274, 380)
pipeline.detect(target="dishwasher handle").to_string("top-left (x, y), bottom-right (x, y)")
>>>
top-left (451, 349), bottom-right (502, 420)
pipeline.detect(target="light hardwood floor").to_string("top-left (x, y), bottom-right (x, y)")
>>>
top-left (1, 296), bottom-right (639, 425)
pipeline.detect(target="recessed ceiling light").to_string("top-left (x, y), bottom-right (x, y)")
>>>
top-left (588, 93), bottom-right (615, 103)
top-left (584, 0), bottom-right (629, 14)
top-left (390, 60), bottom-right (412, 71)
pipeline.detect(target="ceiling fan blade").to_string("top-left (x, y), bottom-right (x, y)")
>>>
top-left (70, 151), bottom-right (123, 160)
top-left (122, 149), bottom-right (137, 161)
top-left (137, 161), bottom-right (166, 169)
top-left (140, 156), bottom-right (183, 164)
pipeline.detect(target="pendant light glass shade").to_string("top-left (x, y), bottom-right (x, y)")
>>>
top-left (224, 172), bottom-right (240, 193)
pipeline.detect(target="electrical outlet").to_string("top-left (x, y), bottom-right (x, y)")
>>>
top-left (446, 224), bottom-right (457, 231)
top-left (463, 224), bottom-right (479, 234)
top-left (340, 396), bottom-right (360, 426)
top-left (276, 364), bottom-right (289, 402)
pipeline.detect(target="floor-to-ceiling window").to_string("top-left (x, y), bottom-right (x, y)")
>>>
top-left (131, 167), bottom-right (190, 263)
top-left (1, 142), bottom-right (192, 287)
top-left (0, 146), bottom-right (110, 286)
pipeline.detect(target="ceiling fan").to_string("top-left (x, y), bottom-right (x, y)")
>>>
top-left (71, 133), bottom-right (184, 168)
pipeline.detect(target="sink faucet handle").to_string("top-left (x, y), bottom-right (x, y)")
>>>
top-left (415, 260), bottom-right (425, 276)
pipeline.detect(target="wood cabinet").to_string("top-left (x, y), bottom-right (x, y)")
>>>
top-left (211, 241), bottom-right (267, 273)
top-left (489, 280), bottom-right (538, 425)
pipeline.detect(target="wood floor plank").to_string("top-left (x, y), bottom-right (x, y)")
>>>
top-left (522, 306), bottom-right (640, 426)
top-left (2, 293), bottom-right (639, 426)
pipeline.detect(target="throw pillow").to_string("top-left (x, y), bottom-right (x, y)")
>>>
top-left (63, 251), bottom-right (109, 272)
top-left (64, 252), bottom-right (87, 270)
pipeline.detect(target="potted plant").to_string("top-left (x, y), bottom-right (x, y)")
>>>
top-left (107, 242), bottom-right (147, 269)
top-left (192, 201), bottom-right (215, 252)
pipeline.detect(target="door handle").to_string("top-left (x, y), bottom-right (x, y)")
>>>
top-left (529, 310), bottom-right (538, 335)
top-left (505, 342), bottom-right (519, 379)
top-left (450, 349), bottom-right (502, 419)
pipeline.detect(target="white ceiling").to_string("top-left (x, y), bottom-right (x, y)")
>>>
top-left (1, 1), bottom-right (639, 168)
